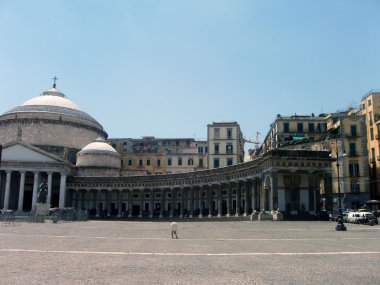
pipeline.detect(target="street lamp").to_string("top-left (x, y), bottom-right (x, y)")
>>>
top-left (329, 137), bottom-right (347, 231)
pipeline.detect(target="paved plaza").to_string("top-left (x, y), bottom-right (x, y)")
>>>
top-left (0, 219), bottom-right (379, 285)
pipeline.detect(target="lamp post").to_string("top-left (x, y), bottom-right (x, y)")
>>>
top-left (330, 137), bottom-right (347, 231)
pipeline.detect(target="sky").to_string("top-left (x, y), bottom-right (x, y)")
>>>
top-left (1, 0), bottom-right (379, 152)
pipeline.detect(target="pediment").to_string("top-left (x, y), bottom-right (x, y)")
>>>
top-left (2, 142), bottom-right (62, 163)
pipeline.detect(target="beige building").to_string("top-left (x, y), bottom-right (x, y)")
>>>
top-left (258, 114), bottom-right (328, 156)
top-left (108, 137), bottom-right (208, 174)
top-left (325, 111), bottom-right (369, 209)
top-left (207, 121), bottom-right (244, 169)
top-left (360, 90), bottom-right (380, 200)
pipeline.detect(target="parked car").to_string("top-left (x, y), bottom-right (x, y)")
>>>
top-left (329, 209), bottom-right (353, 222)
top-left (347, 211), bottom-right (378, 225)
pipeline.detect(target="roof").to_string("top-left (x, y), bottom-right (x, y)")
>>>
top-left (1, 87), bottom-right (101, 125)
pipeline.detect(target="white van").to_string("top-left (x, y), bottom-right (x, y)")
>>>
top-left (347, 211), bottom-right (375, 223)
top-left (347, 212), bottom-right (362, 223)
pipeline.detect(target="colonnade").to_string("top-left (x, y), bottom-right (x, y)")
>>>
top-left (68, 179), bottom-right (263, 219)
top-left (0, 169), bottom-right (67, 211)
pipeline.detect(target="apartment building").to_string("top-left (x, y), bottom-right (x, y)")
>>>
top-left (259, 111), bottom-right (370, 209)
top-left (360, 90), bottom-right (380, 199)
top-left (259, 114), bottom-right (328, 155)
top-left (207, 121), bottom-right (244, 169)
top-left (109, 137), bottom-right (208, 174)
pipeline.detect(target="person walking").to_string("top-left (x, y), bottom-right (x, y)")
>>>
top-left (170, 221), bottom-right (178, 239)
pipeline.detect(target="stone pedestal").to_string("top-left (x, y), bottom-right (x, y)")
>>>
top-left (273, 212), bottom-right (283, 221)
top-left (36, 203), bottom-right (50, 216)
top-left (258, 212), bottom-right (272, 221)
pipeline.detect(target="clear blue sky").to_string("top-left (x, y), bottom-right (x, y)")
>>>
top-left (1, 0), bottom-right (379, 151)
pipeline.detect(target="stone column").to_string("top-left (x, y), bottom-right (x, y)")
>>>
top-left (271, 171), bottom-right (279, 211)
top-left (47, 172), bottom-right (53, 207)
top-left (244, 180), bottom-right (250, 216)
top-left (128, 190), bottom-right (133, 218)
top-left (170, 188), bottom-right (177, 218)
top-left (58, 173), bottom-right (67, 209)
top-left (236, 181), bottom-right (241, 216)
top-left (160, 188), bottom-right (165, 218)
top-left (95, 190), bottom-right (100, 217)
top-left (3, 171), bottom-right (12, 210)
top-left (208, 185), bottom-right (213, 218)
top-left (118, 190), bottom-right (122, 218)
top-left (290, 170), bottom-right (297, 211)
top-left (199, 187), bottom-right (204, 218)
top-left (180, 187), bottom-right (185, 218)
top-left (189, 187), bottom-right (194, 218)
top-left (308, 171), bottom-right (315, 212)
top-left (251, 178), bottom-right (257, 212)
top-left (217, 184), bottom-right (222, 217)
top-left (18, 171), bottom-right (26, 212)
top-left (32, 172), bottom-right (39, 211)
top-left (226, 182), bottom-right (232, 217)
top-left (149, 189), bottom-right (154, 218)
top-left (139, 189), bottom-right (144, 218)
top-left (104, 189), bottom-right (112, 218)
top-left (81, 190), bottom-right (86, 209)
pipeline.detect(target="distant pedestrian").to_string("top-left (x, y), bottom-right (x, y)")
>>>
top-left (170, 222), bottom-right (178, 239)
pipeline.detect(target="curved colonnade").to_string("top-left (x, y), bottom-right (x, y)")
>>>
top-left (67, 150), bottom-right (333, 219)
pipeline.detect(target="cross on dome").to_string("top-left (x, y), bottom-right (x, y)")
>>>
top-left (52, 76), bottom-right (58, 88)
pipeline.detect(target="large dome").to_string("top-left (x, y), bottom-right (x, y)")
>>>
top-left (0, 85), bottom-right (108, 159)
top-left (3, 87), bottom-right (100, 125)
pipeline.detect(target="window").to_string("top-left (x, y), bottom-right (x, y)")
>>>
top-left (214, 158), bottom-right (220, 168)
top-left (139, 160), bottom-right (143, 167)
top-left (199, 158), bottom-right (203, 167)
top-left (370, 128), bottom-right (374, 141)
top-left (226, 144), bottom-right (233, 154)
top-left (308, 123), bottom-right (315, 133)
top-left (147, 159), bottom-right (151, 166)
top-left (351, 125), bottom-right (357, 137)
top-left (168, 158), bottom-right (172, 166)
top-left (128, 160), bottom-right (132, 166)
top-left (349, 163), bottom-right (360, 177)
top-left (157, 159), bottom-right (161, 167)
top-left (188, 159), bottom-right (194, 166)
top-left (227, 158), bottom-right (233, 166)
top-left (214, 128), bottom-right (220, 139)
top-left (198, 147), bottom-right (203, 154)
top-left (227, 128), bottom-right (233, 140)
top-left (350, 180), bottom-right (360, 192)
top-left (317, 123), bottom-right (327, 132)
top-left (284, 122), bottom-right (289, 132)
top-left (349, 143), bottom-right (357, 156)
top-left (178, 158), bottom-right (183, 166)
top-left (369, 111), bottom-right (373, 125)
top-left (214, 144), bottom-right (219, 154)
top-left (297, 123), bottom-right (303, 132)
top-left (368, 99), bottom-right (372, 106)
top-left (205, 147), bottom-right (208, 154)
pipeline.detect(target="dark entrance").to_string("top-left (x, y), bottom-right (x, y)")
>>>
top-left (132, 205), bottom-right (140, 216)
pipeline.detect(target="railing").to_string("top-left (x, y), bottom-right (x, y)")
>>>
top-left (362, 89), bottom-right (380, 100)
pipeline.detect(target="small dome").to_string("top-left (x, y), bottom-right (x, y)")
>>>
top-left (77, 139), bottom-right (120, 169)
top-left (81, 140), bottom-right (117, 153)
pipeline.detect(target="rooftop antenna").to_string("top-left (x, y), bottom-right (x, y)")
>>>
top-left (52, 76), bottom-right (58, 88)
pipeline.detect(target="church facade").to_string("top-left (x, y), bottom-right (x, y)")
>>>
top-left (0, 84), bottom-right (333, 218)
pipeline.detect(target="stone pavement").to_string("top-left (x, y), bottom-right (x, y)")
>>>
top-left (0, 220), bottom-right (379, 285)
